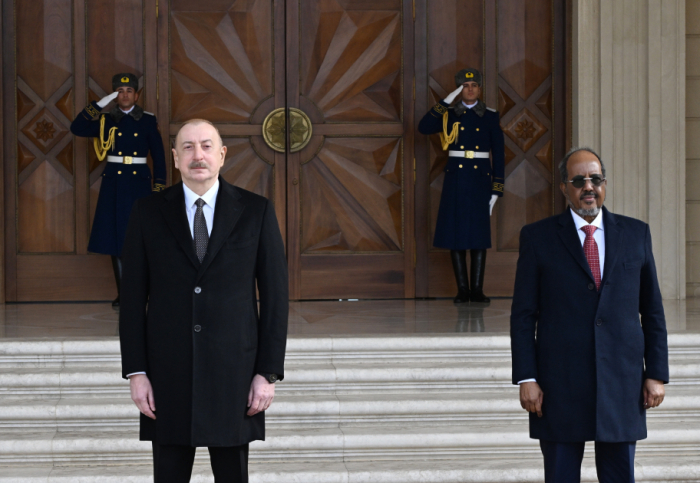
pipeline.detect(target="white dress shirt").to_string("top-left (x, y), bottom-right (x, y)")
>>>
top-left (183, 180), bottom-right (219, 238)
top-left (463, 101), bottom-right (478, 109)
top-left (126, 180), bottom-right (220, 379)
top-left (518, 208), bottom-right (606, 385)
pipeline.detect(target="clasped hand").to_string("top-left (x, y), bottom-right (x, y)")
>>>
top-left (129, 373), bottom-right (276, 420)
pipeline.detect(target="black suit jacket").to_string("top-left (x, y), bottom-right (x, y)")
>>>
top-left (510, 207), bottom-right (669, 442)
top-left (119, 179), bottom-right (288, 446)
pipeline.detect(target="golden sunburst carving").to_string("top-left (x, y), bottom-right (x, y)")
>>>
top-left (262, 108), bottom-right (313, 153)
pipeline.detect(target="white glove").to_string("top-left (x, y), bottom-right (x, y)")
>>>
top-left (489, 194), bottom-right (498, 216)
top-left (443, 86), bottom-right (463, 104)
top-left (97, 92), bottom-right (118, 108)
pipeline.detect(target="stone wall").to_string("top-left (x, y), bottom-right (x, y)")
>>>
top-left (573, 0), bottom-right (686, 299)
top-left (687, 0), bottom-right (700, 297)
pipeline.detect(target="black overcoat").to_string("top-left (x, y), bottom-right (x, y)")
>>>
top-left (119, 179), bottom-right (288, 446)
top-left (418, 100), bottom-right (505, 250)
top-left (510, 207), bottom-right (669, 442)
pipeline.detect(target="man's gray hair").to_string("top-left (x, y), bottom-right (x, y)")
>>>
top-left (558, 146), bottom-right (606, 182)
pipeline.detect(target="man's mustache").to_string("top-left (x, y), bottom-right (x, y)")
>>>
top-left (188, 161), bottom-right (208, 169)
top-left (580, 191), bottom-right (597, 200)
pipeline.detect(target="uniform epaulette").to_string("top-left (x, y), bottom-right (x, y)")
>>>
top-left (486, 107), bottom-right (497, 113)
top-left (143, 111), bottom-right (154, 116)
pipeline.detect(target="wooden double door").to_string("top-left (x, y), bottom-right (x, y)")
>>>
top-left (2, 0), bottom-right (567, 301)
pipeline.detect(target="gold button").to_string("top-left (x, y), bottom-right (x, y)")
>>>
top-left (118, 171), bottom-right (122, 174)
top-left (460, 127), bottom-right (464, 131)
top-left (134, 152), bottom-right (137, 155)
top-left (118, 152), bottom-right (122, 155)
top-left (134, 133), bottom-right (138, 137)
top-left (118, 133), bottom-right (122, 136)
top-left (460, 145), bottom-right (464, 149)
top-left (133, 171), bottom-right (137, 175)
top-left (474, 165), bottom-right (478, 169)
top-left (459, 164), bottom-right (463, 168)
top-left (475, 146), bottom-right (479, 149)
top-left (476, 128), bottom-right (480, 131)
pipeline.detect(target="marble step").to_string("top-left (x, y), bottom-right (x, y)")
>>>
top-left (0, 419), bottom-right (696, 466)
top-left (1, 455), bottom-right (700, 483)
top-left (2, 357), bottom-right (699, 399)
top-left (0, 385), bottom-right (698, 431)
top-left (1, 333), bottom-right (698, 369)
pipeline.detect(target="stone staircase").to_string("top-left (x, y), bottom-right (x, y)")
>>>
top-left (0, 334), bottom-right (699, 482)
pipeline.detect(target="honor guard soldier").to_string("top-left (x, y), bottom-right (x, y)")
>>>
top-left (70, 73), bottom-right (166, 307)
top-left (418, 68), bottom-right (505, 304)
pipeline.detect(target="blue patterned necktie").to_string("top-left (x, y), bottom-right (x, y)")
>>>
top-left (194, 198), bottom-right (208, 262)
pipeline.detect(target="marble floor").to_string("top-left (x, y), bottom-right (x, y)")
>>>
top-left (0, 297), bottom-right (698, 339)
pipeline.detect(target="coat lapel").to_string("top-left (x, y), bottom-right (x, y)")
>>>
top-left (160, 182), bottom-right (200, 268)
top-left (557, 209), bottom-right (595, 283)
top-left (196, 179), bottom-right (244, 281)
top-left (601, 206), bottom-right (623, 284)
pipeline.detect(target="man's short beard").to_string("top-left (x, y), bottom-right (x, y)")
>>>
top-left (574, 206), bottom-right (600, 218)
top-left (564, 192), bottom-right (601, 218)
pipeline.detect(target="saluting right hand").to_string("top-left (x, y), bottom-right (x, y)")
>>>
top-left (443, 85), bottom-right (464, 104)
top-left (96, 91), bottom-right (118, 108)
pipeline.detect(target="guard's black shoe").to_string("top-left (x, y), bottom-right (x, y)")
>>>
top-left (112, 296), bottom-right (120, 308)
top-left (453, 290), bottom-right (470, 304)
top-left (469, 291), bottom-right (490, 304)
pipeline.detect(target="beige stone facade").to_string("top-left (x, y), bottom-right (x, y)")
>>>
top-left (573, 0), bottom-right (687, 299)
top-left (687, 0), bottom-right (700, 296)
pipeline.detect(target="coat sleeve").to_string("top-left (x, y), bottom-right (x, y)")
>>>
top-left (418, 100), bottom-right (450, 135)
top-left (254, 200), bottom-right (289, 380)
top-left (119, 200), bottom-right (151, 379)
top-left (639, 224), bottom-right (669, 383)
top-left (70, 101), bottom-right (102, 138)
top-left (510, 225), bottom-right (540, 384)
top-left (147, 116), bottom-right (167, 191)
top-left (490, 112), bottom-right (505, 197)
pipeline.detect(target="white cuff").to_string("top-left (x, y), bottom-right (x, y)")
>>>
top-left (518, 378), bottom-right (536, 384)
top-left (127, 372), bottom-right (146, 379)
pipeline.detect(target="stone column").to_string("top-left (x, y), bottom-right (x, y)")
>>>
top-left (572, 0), bottom-right (686, 299)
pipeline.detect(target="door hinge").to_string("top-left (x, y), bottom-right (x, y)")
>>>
top-left (413, 157), bottom-right (416, 184)
top-left (156, 0), bottom-right (159, 18)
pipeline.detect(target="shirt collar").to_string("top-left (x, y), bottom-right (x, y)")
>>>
top-left (462, 101), bottom-right (478, 109)
top-left (120, 105), bottom-right (135, 114)
top-left (183, 179), bottom-right (220, 210)
top-left (570, 207), bottom-right (604, 232)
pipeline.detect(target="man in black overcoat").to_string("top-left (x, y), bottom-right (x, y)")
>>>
top-left (70, 73), bottom-right (167, 307)
top-left (510, 147), bottom-right (669, 482)
top-left (119, 119), bottom-right (288, 482)
top-left (418, 68), bottom-right (505, 304)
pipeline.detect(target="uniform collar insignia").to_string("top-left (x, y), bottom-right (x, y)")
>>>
top-left (452, 100), bottom-right (487, 118)
top-left (109, 104), bottom-right (144, 122)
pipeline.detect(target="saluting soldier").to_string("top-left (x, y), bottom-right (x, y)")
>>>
top-left (418, 68), bottom-right (505, 304)
top-left (71, 73), bottom-right (166, 307)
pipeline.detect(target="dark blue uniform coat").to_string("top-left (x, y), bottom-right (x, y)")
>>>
top-left (510, 207), bottom-right (669, 442)
top-left (418, 100), bottom-right (505, 250)
top-left (70, 102), bottom-right (166, 257)
top-left (119, 179), bottom-right (288, 446)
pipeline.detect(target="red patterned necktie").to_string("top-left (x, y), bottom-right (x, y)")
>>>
top-left (581, 225), bottom-right (601, 290)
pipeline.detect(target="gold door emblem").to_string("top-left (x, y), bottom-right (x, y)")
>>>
top-left (262, 108), bottom-right (313, 153)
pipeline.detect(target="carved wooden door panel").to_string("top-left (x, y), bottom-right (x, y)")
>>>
top-left (3, 0), bottom-right (157, 301)
top-left (414, 0), bottom-right (567, 297)
top-left (286, 0), bottom-right (415, 299)
top-left (164, 0), bottom-right (415, 300)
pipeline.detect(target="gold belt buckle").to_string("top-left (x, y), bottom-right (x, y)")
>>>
top-left (465, 150), bottom-right (475, 159)
top-left (124, 156), bottom-right (133, 164)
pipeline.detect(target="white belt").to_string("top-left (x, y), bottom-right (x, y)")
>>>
top-left (107, 155), bottom-right (147, 164)
top-left (448, 150), bottom-right (490, 159)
